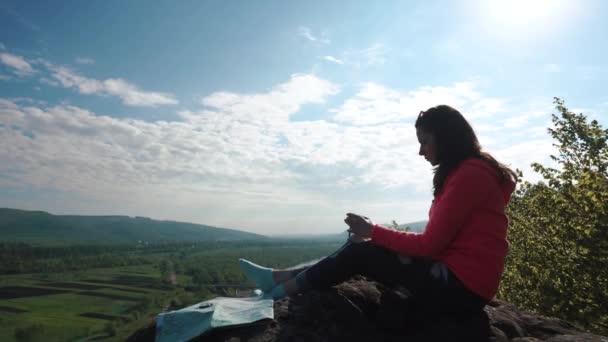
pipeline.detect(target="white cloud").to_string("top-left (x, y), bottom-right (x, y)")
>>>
top-left (75, 56), bottom-right (95, 65)
top-left (0, 101), bottom-right (332, 233)
top-left (39, 77), bottom-right (59, 87)
top-left (331, 81), bottom-right (502, 125)
top-left (319, 44), bottom-right (389, 69)
top-left (42, 62), bottom-right (178, 107)
top-left (328, 81), bottom-right (558, 189)
top-left (346, 44), bottom-right (388, 67)
top-left (502, 110), bottom-right (548, 129)
top-left (323, 56), bottom-right (344, 65)
top-left (103, 78), bottom-right (178, 107)
top-left (467, 98), bottom-right (506, 119)
top-left (297, 26), bottom-right (330, 44)
top-left (1, 75), bottom-right (428, 233)
top-left (0, 53), bottom-right (36, 76)
top-left (197, 73), bottom-right (340, 123)
top-left (0, 74), bottom-right (11, 81)
top-left (0, 76), bottom-right (560, 234)
top-left (298, 26), bottom-right (315, 41)
top-left (493, 138), bottom-right (556, 184)
top-left (358, 44), bottom-right (388, 65)
top-left (331, 83), bottom-right (404, 125)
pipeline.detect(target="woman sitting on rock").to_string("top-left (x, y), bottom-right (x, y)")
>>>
top-left (239, 105), bottom-right (517, 317)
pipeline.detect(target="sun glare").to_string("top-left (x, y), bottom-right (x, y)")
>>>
top-left (478, 0), bottom-right (574, 39)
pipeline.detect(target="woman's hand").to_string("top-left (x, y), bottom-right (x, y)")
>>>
top-left (344, 213), bottom-right (374, 239)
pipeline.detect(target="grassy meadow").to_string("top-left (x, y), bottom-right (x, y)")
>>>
top-left (0, 240), bottom-right (343, 341)
top-left (1, 264), bottom-right (166, 341)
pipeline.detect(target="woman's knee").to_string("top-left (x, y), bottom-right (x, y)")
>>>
top-left (342, 241), bottom-right (381, 258)
top-left (338, 241), bottom-right (399, 268)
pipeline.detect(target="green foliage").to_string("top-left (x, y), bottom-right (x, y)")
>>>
top-left (500, 98), bottom-right (608, 334)
top-left (391, 220), bottom-right (411, 232)
top-left (14, 323), bottom-right (44, 342)
top-left (1, 239), bottom-right (341, 341)
top-left (0, 242), bottom-right (154, 274)
top-left (103, 321), bottom-right (116, 337)
top-left (159, 259), bottom-right (174, 285)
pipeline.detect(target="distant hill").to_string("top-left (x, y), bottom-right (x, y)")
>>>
top-left (392, 220), bottom-right (427, 232)
top-left (0, 208), bottom-right (267, 244)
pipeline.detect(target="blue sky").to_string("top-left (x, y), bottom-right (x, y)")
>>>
top-left (1, 0), bottom-right (607, 235)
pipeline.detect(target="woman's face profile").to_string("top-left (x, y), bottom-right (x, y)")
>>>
top-left (416, 128), bottom-right (438, 166)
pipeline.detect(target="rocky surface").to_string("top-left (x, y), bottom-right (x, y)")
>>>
top-left (128, 278), bottom-right (607, 342)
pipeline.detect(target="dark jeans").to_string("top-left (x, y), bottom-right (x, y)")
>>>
top-left (296, 241), bottom-right (487, 317)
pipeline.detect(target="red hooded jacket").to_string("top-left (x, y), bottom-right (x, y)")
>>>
top-left (370, 158), bottom-right (516, 300)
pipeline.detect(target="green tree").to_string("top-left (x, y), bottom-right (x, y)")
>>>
top-left (192, 268), bottom-right (211, 288)
top-left (500, 98), bottom-right (608, 334)
top-left (14, 324), bottom-right (44, 342)
top-left (391, 220), bottom-right (411, 232)
top-left (159, 259), bottom-right (174, 286)
top-left (103, 321), bottom-right (116, 337)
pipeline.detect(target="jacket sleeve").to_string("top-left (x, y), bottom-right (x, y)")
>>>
top-left (371, 162), bottom-right (492, 257)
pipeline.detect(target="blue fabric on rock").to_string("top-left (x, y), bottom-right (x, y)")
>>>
top-left (155, 295), bottom-right (273, 342)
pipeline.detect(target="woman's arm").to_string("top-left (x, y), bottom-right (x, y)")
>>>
top-left (371, 162), bottom-right (492, 257)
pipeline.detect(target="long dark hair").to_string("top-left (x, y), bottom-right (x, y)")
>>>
top-left (415, 105), bottom-right (517, 197)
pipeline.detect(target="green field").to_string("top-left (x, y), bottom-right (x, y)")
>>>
top-left (0, 240), bottom-right (342, 341)
top-left (0, 264), bottom-right (173, 341)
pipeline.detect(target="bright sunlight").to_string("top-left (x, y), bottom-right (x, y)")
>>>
top-left (477, 0), bottom-right (576, 39)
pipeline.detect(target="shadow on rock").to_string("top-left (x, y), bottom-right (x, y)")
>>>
top-left (129, 278), bottom-right (607, 342)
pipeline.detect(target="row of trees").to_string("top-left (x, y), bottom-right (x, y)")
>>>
top-left (0, 241), bottom-right (256, 274)
top-left (0, 251), bottom-right (152, 274)
top-left (500, 98), bottom-right (607, 334)
top-left (153, 240), bottom-right (342, 290)
top-left (0, 242), bottom-right (168, 274)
